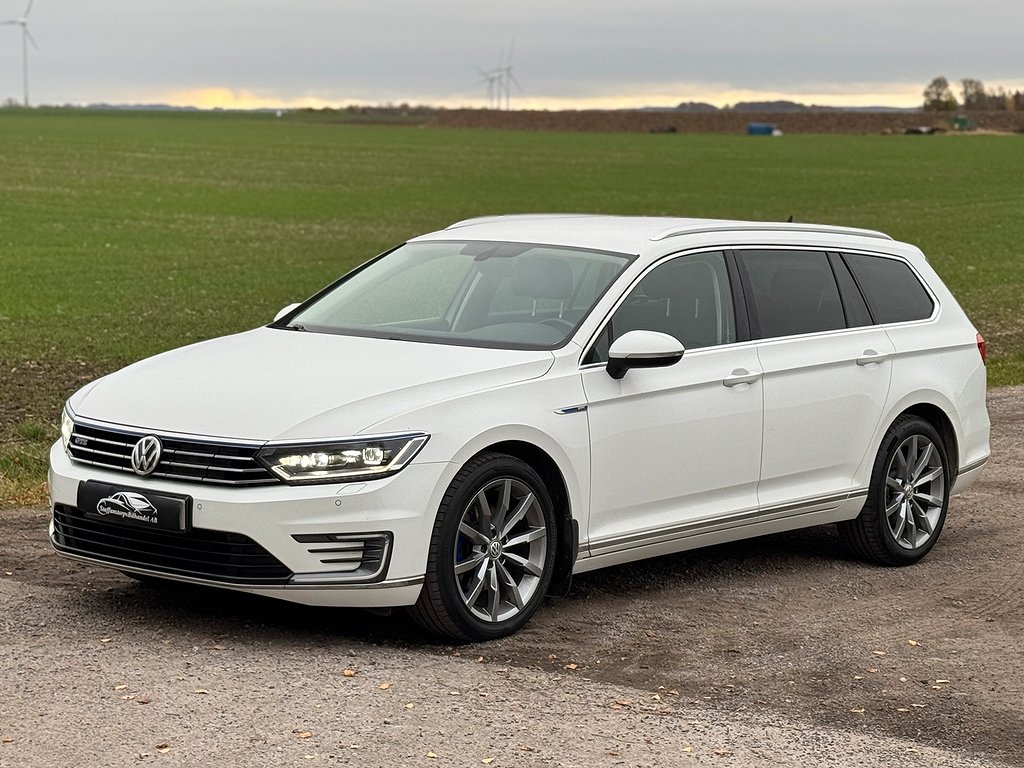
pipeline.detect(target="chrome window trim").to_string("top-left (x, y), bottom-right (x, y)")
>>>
top-left (729, 244), bottom-right (941, 341)
top-left (837, 246), bottom-right (940, 326)
top-left (575, 242), bottom-right (944, 370)
top-left (576, 246), bottom-right (740, 368)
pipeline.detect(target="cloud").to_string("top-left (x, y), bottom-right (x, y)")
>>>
top-left (4, 0), bottom-right (1024, 108)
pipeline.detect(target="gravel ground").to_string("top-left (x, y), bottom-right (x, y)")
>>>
top-left (1, 387), bottom-right (1021, 768)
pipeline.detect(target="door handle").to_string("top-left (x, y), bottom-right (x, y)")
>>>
top-left (723, 368), bottom-right (762, 387)
top-left (856, 349), bottom-right (890, 366)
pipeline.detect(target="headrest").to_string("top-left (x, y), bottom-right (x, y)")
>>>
top-left (645, 259), bottom-right (712, 300)
top-left (511, 256), bottom-right (574, 302)
top-left (769, 268), bottom-right (832, 300)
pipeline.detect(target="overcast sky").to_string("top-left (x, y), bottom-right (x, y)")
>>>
top-left (1, 0), bottom-right (1021, 110)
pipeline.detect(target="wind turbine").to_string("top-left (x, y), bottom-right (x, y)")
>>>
top-left (1, 0), bottom-right (37, 107)
top-left (496, 40), bottom-right (523, 111)
top-left (473, 42), bottom-right (523, 111)
top-left (473, 66), bottom-right (502, 110)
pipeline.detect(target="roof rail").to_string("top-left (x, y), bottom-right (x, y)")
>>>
top-left (651, 223), bottom-right (894, 242)
top-left (446, 213), bottom-right (597, 230)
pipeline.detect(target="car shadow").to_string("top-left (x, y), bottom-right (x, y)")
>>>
top-left (60, 523), bottom-right (855, 649)
top-left (567, 522), bottom-right (853, 600)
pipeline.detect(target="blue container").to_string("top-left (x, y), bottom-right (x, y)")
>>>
top-left (747, 123), bottom-right (776, 136)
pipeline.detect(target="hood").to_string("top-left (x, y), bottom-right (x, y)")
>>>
top-left (70, 328), bottom-right (555, 441)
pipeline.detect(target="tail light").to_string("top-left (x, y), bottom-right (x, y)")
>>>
top-left (976, 333), bottom-right (987, 365)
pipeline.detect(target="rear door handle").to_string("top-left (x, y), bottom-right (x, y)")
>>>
top-left (856, 349), bottom-right (890, 366)
top-left (723, 368), bottom-right (762, 387)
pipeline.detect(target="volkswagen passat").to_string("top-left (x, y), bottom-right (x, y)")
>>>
top-left (50, 215), bottom-right (990, 640)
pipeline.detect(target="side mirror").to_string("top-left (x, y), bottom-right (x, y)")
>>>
top-left (273, 303), bottom-right (301, 323)
top-left (606, 330), bottom-right (684, 380)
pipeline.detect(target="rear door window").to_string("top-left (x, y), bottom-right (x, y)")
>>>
top-left (843, 253), bottom-right (935, 323)
top-left (737, 250), bottom-right (846, 338)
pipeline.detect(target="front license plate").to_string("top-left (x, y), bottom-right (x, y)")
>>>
top-left (78, 481), bottom-right (190, 533)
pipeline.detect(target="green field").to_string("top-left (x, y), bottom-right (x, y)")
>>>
top-left (1, 110), bottom-right (1022, 502)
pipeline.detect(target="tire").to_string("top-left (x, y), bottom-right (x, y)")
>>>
top-left (839, 415), bottom-right (950, 566)
top-left (409, 453), bottom-right (558, 641)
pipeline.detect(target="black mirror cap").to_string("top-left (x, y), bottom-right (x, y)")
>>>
top-left (606, 350), bottom-right (684, 380)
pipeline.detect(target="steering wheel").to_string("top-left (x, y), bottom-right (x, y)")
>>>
top-left (539, 318), bottom-right (574, 332)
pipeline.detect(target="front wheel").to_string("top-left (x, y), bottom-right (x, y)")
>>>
top-left (409, 453), bottom-right (557, 641)
top-left (839, 415), bottom-right (950, 565)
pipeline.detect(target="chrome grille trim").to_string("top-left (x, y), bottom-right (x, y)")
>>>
top-left (67, 422), bottom-right (279, 487)
top-left (290, 532), bottom-right (392, 581)
top-left (71, 414), bottom-right (267, 446)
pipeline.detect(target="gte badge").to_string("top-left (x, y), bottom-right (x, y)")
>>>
top-left (131, 435), bottom-right (162, 476)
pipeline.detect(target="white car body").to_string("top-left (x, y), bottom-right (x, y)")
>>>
top-left (49, 216), bottom-right (990, 636)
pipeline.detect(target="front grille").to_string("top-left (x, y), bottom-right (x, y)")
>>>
top-left (52, 504), bottom-right (292, 584)
top-left (68, 423), bottom-right (279, 486)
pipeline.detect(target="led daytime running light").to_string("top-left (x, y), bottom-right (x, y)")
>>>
top-left (258, 433), bottom-right (428, 485)
top-left (61, 406), bottom-right (75, 450)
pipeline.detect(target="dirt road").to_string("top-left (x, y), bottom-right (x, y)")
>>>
top-left (1, 388), bottom-right (1021, 767)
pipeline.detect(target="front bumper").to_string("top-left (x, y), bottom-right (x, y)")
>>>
top-left (48, 441), bottom-right (448, 608)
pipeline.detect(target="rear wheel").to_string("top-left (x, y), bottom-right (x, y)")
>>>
top-left (409, 453), bottom-right (557, 641)
top-left (840, 415), bottom-right (950, 565)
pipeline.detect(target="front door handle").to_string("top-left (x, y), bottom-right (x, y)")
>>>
top-left (723, 368), bottom-right (762, 387)
top-left (856, 349), bottom-right (890, 366)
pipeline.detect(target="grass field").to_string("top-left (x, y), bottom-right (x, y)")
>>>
top-left (1, 109), bottom-right (1022, 503)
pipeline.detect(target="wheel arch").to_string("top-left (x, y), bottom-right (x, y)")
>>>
top-left (471, 439), bottom-right (578, 598)
top-left (856, 390), bottom-right (963, 490)
top-left (899, 402), bottom-right (959, 482)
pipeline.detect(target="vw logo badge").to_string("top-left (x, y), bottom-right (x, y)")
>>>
top-left (131, 435), bottom-right (162, 476)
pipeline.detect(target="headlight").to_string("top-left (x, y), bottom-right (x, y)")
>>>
top-left (61, 406), bottom-right (75, 450)
top-left (257, 433), bottom-right (429, 485)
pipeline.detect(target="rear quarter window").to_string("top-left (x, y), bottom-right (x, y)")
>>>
top-left (844, 253), bottom-right (935, 324)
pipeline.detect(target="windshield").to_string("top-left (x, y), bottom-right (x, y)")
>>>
top-left (283, 240), bottom-right (633, 350)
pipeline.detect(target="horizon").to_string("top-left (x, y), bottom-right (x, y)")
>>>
top-left (19, 80), bottom-right (1024, 112)
top-left (2, 1), bottom-right (1022, 113)
top-left (19, 84), bottom-right (1024, 113)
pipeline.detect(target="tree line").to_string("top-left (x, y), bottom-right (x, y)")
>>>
top-left (923, 77), bottom-right (1023, 111)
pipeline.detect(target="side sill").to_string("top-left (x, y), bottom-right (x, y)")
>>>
top-left (575, 491), bottom-right (868, 572)
top-left (958, 456), bottom-right (988, 475)
top-left (952, 456), bottom-right (988, 495)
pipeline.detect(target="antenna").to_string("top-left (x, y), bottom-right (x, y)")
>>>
top-left (1, 0), bottom-right (37, 106)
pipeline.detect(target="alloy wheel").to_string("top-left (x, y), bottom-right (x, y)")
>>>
top-left (453, 477), bottom-right (548, 623)
top-left (884, 434), bottom-right (946, 550)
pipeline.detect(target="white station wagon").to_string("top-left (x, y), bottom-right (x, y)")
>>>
top-left (50, 215), bottom-right (991, 640)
